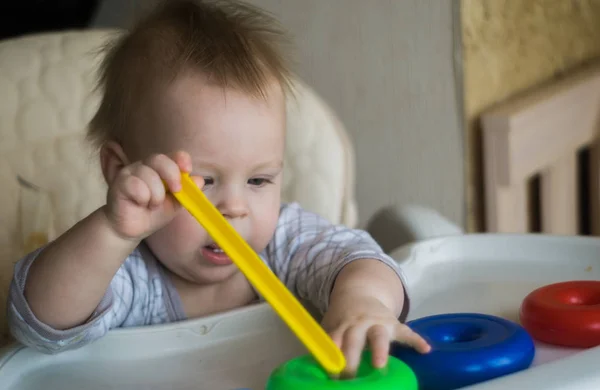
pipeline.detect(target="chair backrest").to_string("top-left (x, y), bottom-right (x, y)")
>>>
top-left (0, 29), bottom-right (357, 345)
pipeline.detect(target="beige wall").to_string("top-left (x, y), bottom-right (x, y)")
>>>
top-left (462, 0), bottom-right (600, 232)
top-left (94, 0), bottom-right (466, 228)
top-left (243, 0), bottom-right (465, 227)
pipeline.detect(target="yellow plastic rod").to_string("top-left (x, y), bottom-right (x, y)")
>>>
top-left (171, 173), bottom-right (346, 375)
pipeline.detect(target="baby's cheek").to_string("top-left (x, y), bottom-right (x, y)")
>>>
top-left (176, 212), bottom-right (209, 240)
top-left (253, 206), bottom-right (280, 249)
top-left (158, 212), bottom-right (208, 251)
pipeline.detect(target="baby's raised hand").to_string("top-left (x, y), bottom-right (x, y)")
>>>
top-left (104, 151), bottom-right (198, 241)
top-left (322, 295), bottom-right (430, 378)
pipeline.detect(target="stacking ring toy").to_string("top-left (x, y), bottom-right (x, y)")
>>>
top-left (391, 313), bottom-right (535, 390)
top-left (265, 350), bottom-right (417, 390)
top-left (520, 281), bottom-right (600, 348)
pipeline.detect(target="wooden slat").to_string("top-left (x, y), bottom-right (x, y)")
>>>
top-left (494, 183), bottom-right (529, 233)
top-left (541, 153), bottom-right (578, 235)
top-left (482, 119), bottom-right (529, 233)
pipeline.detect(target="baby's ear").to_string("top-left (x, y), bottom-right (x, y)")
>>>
top-left (99, 141), bottom-right (128, 185)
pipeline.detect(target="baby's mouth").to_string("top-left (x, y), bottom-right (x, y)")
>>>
top-left (201, 243), bottom-right (233, 266)
top-left (204, 243), bottom-right (224, 253)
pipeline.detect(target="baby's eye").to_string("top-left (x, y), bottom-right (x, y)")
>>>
top-left (203, 177), bottom-right (215, 186)
top-left (248, 178), bottom-right (271, 187)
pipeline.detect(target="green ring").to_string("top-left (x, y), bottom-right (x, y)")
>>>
top-left (265, 351), bottom-right (417, 390)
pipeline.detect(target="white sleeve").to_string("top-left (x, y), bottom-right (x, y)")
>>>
top-left (7, 247), bottom-right (167, 354)
top-left (262, 203), bottom-right (410, 319)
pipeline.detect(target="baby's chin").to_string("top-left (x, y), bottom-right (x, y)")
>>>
top-left (182, 260), bottom-right (241, 285)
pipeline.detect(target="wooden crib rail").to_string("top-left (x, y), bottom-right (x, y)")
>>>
top-left (481, 63), bottom-right (600, 236)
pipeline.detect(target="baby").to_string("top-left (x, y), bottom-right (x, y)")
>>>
top-left (7, 0), bottom-right (430, 377)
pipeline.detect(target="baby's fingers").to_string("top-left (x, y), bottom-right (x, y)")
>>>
top-left (340, 325), bottom-right (369, 378)
top-left (131, 164), bottom-right (166, 208)
top-left (395, 325), bottom-right (431, 354)
top-left (366, 325), bottom-right (391, 368)
top-left (172, 150), bottom-right (193, 173)
top-left (144, 153), bottom-right (185, 193)
top-left (119, 173), bottom-right (151, 207)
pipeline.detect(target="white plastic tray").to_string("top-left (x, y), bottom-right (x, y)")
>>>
top-left (1, 233), bottom-right (600, 390)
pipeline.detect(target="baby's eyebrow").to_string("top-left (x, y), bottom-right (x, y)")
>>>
top-left (254, 160), bottom-right (284, 170)
top-left (189, 159), bottom-right (283, 172)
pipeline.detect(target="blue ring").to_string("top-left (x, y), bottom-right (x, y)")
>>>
top-left (390, 313), bottom-right (535, 390)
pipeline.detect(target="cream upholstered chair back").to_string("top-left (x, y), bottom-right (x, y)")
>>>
top-left (0, 29), bottom-right (358, 346)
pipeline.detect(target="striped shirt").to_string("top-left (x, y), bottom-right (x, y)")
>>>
top-left (8, 202), bottom-right (409, 354)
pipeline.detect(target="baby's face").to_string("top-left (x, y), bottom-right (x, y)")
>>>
top-left (138, 72), bottom-right (286, 285)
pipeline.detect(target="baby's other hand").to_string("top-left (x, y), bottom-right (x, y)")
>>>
top-left (322, 296), bottom-right (430, 378)
top-left (104, 151), bottom-right (200, 241)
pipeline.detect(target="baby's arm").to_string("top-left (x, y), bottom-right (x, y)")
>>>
top-left (22, 152), bottom-right (189, 330)
top-left (8, 152), bottom-right (192, 352)
top-left (329, 258), bottom-right (406, 320)
top-left (265, 203), bottom-right (408, 316)
top-left (8, 243), bottom-right (133, 353)
top-left (8, 246), bottom-right (165, 354)
top-left (22, 209), bottom-right (138, 330)
top-left (264, 203), bottom-right (429, 375)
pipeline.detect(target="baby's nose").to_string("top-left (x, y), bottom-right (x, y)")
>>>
top-left (219, 193), bottom-right (249, 220)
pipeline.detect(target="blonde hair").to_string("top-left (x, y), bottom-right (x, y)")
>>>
top-left (88, 0), bottom-right (292, 150)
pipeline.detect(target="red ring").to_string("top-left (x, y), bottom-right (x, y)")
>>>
top-left (519, 281), bottom-right (600, 348)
